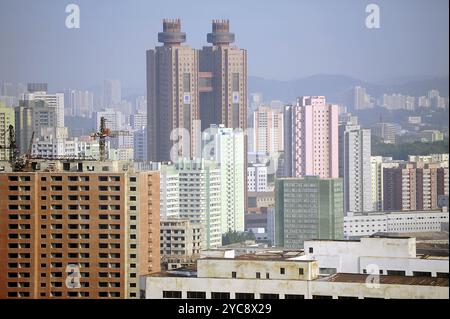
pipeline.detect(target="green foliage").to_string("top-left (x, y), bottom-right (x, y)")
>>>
top-left (222, 230), bottom-right (256, 246)
top-left (372, 139), bottom-right (449, 160)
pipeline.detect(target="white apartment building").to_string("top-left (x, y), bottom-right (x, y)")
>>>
top-left (160, 218), bottom-right (205, 270)
top-left (301, 237), bottom-right (449, 278)
top-left (24, 92), bottom-right (65, 128)
top-left (203, 125), bottom-right (245, 234)
top-left (247, 163), bottom-right (268, 192)
top-left (343, 209), bottom-right (449, 238)
top-left (160, 164), bottom-right (180, 219)
top-left (176, 159), bottom-right (222, 249)
top-left (130, 112), bottom-right (147, 130)
top-left (339, 121), bottom-right (372, 213)
top-left (31, 127), bottom-right (104, 159)
top-left (95, 109), bottom-right (125, 131)
top-left (145, 249), bottom-right (448, 299)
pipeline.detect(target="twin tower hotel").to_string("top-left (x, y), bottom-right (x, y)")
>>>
top-left (146, 19), bottom-right (247, 162)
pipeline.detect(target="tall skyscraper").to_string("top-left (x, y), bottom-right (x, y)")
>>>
top-left (338, 120), bottom-right (372, 214)
top-left (103, 80), bottom-right (122, 107)
top-left (199, 20), bottom-right (247, 132)
top-left (0, 160), bottom-right (160, 299)
top-left (147, 19), bottom-right (200, 162)
top-left (284, 96), bottom-right (339, 178)
top-left (275, 176), bottom-right (344, 249)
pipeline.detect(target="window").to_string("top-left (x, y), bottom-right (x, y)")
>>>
top-left (163, 291), bottom-right (182, 299)
top-left (299, 268), bottom-right (304, 275)
top-left (280, 268), bottom-right (285, 275)
top-left (231, 271), bottom-right (237, 278)
top-left (266, 273), bottom-right (270, 279)
top-left (285, 294), bottom-right (304, 299)
top-left (235, 293), bottom-right (254, 299)
top-left (338, 296), bottom-right (358, 299)
top-left (256, 272), bottom-right (261, 279)
top-left (187, 291), bottom-right (206, 299)
top-left (260, 294), bottom-right (279, 299)
top-left (413, 271), bottom-right (432, 277)
top-left (387, 270), bottom-right (405, 276)
top-left (211, 292), bottom-right (230, 299)
top-left (312, 295), bottom-right (333, 299)
top-left (309, 247), bottom-right (313, 253)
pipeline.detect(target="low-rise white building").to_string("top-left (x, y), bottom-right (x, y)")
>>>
top-left (344, 209), bottom-right (449, 238)
top-left (144, 248), bottom-right (448, 299)
top-left (300, 236), bottom-right (449, 277)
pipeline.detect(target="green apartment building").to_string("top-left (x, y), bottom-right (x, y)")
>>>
top-left (275, 176), bottom-right (344, 249)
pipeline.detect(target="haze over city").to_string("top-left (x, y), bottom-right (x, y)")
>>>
top-left (0, 0), bottom-right (448, 90)
top-left (0, 0), bottom-right (448, 304)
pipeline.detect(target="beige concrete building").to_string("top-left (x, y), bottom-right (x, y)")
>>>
top-left (160, 218), bottom-right (205, 270)
top-left (0, 160), bottom-right (160, 299)
top-left (145, 250), bottom-right (448, 299)
top-left (147, 19), bottom-right (200, 162)
top-left (199, 20), bottom-right (247, 132)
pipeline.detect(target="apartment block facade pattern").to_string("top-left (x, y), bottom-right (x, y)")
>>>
top-left (284, 96), bottom-right (339, 178)
top-left (0, 161), bottom-right (160, 299)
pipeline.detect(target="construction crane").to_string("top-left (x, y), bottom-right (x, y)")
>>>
top-left (91, 117), bottom-right (132, 162)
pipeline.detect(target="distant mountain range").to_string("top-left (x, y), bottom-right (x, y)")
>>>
top-left (248, 74), bottom-right (449, 105)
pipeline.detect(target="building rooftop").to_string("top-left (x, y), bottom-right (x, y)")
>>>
top-left (322, 273), bottom-right (449, 287)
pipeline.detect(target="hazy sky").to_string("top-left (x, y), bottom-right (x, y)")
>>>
top-left (0, 0), bottom-right (448, 90)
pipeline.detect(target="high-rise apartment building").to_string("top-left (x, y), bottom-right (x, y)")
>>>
top-left (64, 89), bottom-right (94, 118)
top-left (284, 96), bottom-right (339, 178)
top-left (14, 92), bottom-right (66, 154)
top-left (372, 122), bottom-right (397, 144)
top-left (353, 86), bottom-right (373, 110)
top-left (338, 121), bottom-right (372, 213)
top-left (94, 109), bottom-right (125, 132)
top-left (275, 176), bottom-right (344, 249)
top-left (0, 105), bottom-right (14, 161)
top-left (23, 92), bottom-right (65, 129)
top-left (252, 106), bottom-right (284, 155)
top-left (175, 159), bottom-right (222, 248)
top-left (203, 125), bottom-right (245, 234)
top-left (103, 80), bottom-right (122, 107)
top-left (159, 164), bottom-right (180, 219)
top-left (199, 20), bottom-right (247, 132)
top-left (147, 19), bottom-right (200, 162)
top-left (383, 163), bottom-right (449, 211)
top-left (0, 160), bottom-right (160, 299)
top-left (370, 156), bottom-right (403, 211)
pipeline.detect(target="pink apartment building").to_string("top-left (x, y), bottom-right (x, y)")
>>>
top-left (284, 96), bottom-right (339, 178)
